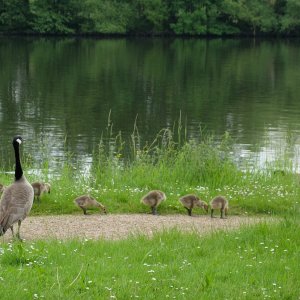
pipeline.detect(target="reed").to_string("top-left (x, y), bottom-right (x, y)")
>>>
top-left (0, 120), bottom-right (299, 216)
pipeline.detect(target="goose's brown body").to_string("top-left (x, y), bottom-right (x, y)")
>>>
top-left (179, 194), bottom-right (208, 216)
top-left (31, 182), bottom-right (51, 201)
top-left (141, 190), bottom-right (166, 215)
top-left (0, 137), bottom-right (34, 239)
top-left (74, 195), bottom-right (107, 215)
top-left (210, 196), bottom-right (229, 219)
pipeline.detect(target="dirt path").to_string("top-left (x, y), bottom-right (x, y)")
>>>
top-left (1, 214), bottom-right (271, 242)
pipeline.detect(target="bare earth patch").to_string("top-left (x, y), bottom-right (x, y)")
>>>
top-left (2, 214), bottom-right (272, 242)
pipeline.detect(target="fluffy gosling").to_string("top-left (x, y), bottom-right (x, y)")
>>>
top-left (141, 190), bottom-right (166, 215)
top-left (210, 196), bottom-right (229, 219)
top-left (31, 182), bottom-right (51, 202)
top-left (179, 194), bottom-right (208, 216)
top-left (74, 195), bottom-right (107, 215)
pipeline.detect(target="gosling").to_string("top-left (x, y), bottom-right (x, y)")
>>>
top-left (31, 181), bottom-right (51, 202)
top-left (141, 190), bottom-right (166, 215)
top-left (74, 195), bottom-right (107, 215)
top-left (179, 194), bottom-right (208, 216)
top-left (210, 196), bottom-right (229, 219)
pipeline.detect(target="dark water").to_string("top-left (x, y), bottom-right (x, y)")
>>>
top-left (1, 37), bottom-right (300, 174)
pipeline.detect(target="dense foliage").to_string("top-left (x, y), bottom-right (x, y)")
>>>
top-left (0, 0), bottom-right (300, 36)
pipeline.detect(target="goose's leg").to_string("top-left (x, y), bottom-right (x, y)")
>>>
top-left (151, 206), bottom-right (158, 215)
top-left (221, 209), bottom-right (227, 219)
top-left (80, 206), bottom-right (87, 215)
top-left (16, 220), bottom-right (22, 240)
top-left (211, 209), bottom-right (215, 218)
top-left (10, 225), bottom-right (15, 238)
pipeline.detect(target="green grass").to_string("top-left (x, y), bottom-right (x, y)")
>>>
top-left (1, 128), bottom-right (300, 217)
top-left (0, 218), bottom-right (299, 299)
top-left (1, 123), bottom-right (299, 298)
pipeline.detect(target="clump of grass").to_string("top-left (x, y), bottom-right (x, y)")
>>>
top-left (0, 218), bottom-right (298, 299)
top-left (0, 119), bottom-right (299, 216)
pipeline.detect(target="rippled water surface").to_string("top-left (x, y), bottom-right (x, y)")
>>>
top-left (1, 37), bottom-right (300, 174)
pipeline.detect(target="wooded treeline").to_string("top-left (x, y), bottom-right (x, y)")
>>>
top-left (0, 0), bottom-right (300, 36)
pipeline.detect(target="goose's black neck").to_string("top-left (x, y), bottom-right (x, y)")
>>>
top-left (13, 140), bottom-right (23, 181)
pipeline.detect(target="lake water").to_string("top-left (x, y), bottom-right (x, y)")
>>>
top-left (1, 37), bottom-right (300, 175)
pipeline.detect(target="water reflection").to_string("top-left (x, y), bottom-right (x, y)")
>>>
top-left (1, 37), bottom-right (300, 175)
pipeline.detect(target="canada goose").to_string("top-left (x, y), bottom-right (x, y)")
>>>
top-left (179, 194), bottom-right (208, 216)
top-left (210, 196), bottom-right (229, 219)
top-left (0, 136), bottom-right (34, 240)
top-left (74, 195), bottom-right (107, 215)
top-left (141, 190), bottom-right (166, 215)
top-left (31, 181), bottom-right (51, 202)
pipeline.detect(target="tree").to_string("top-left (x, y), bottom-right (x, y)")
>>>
top-left (167, 0), bottom-right (208, 35)
top-left (30, 0), bottom-right (86, 34)
top-left (81, 0), bottom-right (133, 34)
top-left (280, 0), bottom-right (300, 34)
top-left (126, 0), bottom-right (168, 34)
top-left (0, 0), bottom-right (31, 32)
top-left (170, 5), bottom-right (207, 34)
top-left (220, 0), bottom-right (277, 36)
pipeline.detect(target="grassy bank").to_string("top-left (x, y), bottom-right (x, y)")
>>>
top-left (0, 218), bottom-right (299, 299)
top-left (0, 127), bottom-right (299, 217)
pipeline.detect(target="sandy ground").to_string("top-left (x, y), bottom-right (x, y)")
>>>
top-left (1, 214), bottom-right (271, 242)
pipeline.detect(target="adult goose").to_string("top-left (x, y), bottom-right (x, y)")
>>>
top-left (0, 136), bottom-right (34, 240)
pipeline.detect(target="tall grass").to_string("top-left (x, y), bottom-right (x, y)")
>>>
top-left (0, 119), bottom-right (299, 216)
top-left (0, 218), bottom-right (299, 299)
